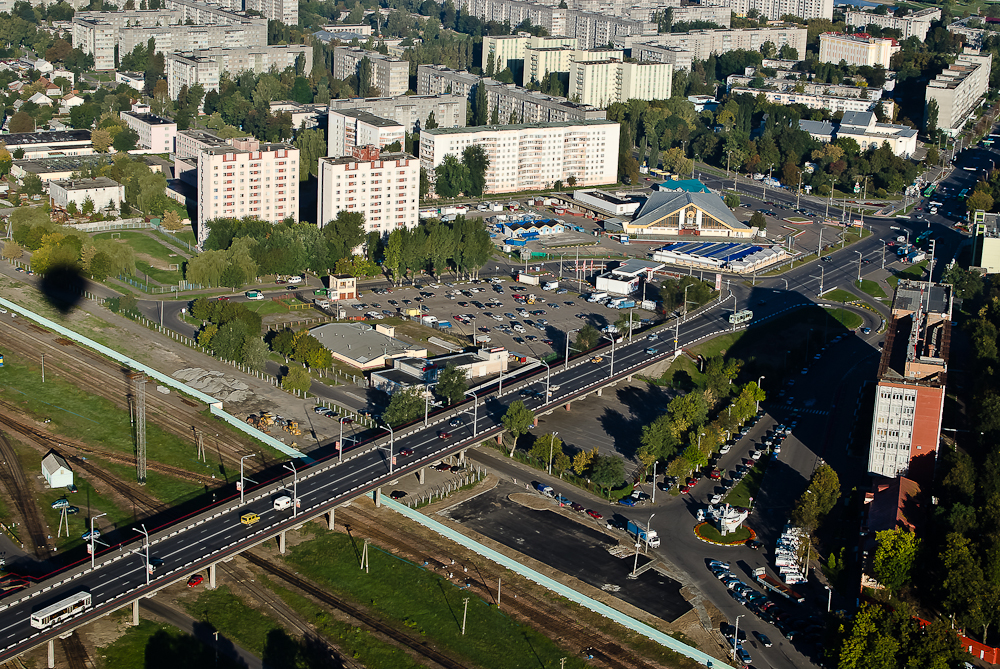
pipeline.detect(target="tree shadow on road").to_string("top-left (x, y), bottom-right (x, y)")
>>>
top-left (594, 384), bottom-right (675, 460)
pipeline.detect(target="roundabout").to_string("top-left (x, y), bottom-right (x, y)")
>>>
top-left (694, 522), bottom-right (757, 546)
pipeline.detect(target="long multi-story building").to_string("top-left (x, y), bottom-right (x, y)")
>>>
top-left (664, 5), bottom-right (731, 26)
top-left (867, 280), bottom-right (952, 483)
top-left (525, 47), bottom-right (623, 85)
top-left (317, 145), bottom-right (420, 235)
top-left (698, 0), bottom-right (831, 21)
top-left (630, 44), bottom-right (692, 71)
top-left (196, 137), bottom-right (299, 244)
top-left (818, 32), bottom-right (899, 68)
top-left (419, 120), bottom-right (619, 194)
top-left (327, 109), bottom-right (405, 158)
top-left (569, 59), bottom-right (672, 106)
top-left (327, 94), bottom-right (466, 133)
top-left (165, 45), bottom-right (311, 102)
top-left (845, 7), bottom-right (940, 41)
top-left (244, 0), bottom-right (297, 26)
top-left (482, 34), bottom-right (577, 75)
top-left (120, 109), bottom-right (177, 153)
top-left (620, 27), bottom-right (807, 61)
top-left (726, 70), bottom-right (890, 115)
top-left (331, 46), bottom-right (409, 97)
top-left (925, 48), bottom-right (993, 135)
top-left (416, 65), bottom-right (605, 122)
top-left (73, 0), bottom-right (267, 70)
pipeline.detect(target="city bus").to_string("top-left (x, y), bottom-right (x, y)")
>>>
top-left (30, 591), bottom-right (92, 629)
top-left (960, 188), bottom-right (970, 199)
top-left (915, 230), bottom-right (932, 245)
top-left (923, 184), bottom-right (936, 198)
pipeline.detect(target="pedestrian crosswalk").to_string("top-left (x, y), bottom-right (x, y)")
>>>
top-left (789, 408), bottom-right (829, 416)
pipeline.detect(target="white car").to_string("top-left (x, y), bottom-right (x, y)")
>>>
top-left (719, 444), bottom-right (731, 454)
top-left (286, 276), bottom-right (303, 284)
top-left (710, 493), bottom-right (723, 504)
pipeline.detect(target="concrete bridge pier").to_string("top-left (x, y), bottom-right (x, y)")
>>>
top-left (564, 402), bottom-right (571, 411)
top-left (532, 417), bottom-right (538, 427)
top-left (374, 488), bottom-right (382, 508)
top-left (626, 375), bottom-right (633, 382)
top-left (132, 599), bottom-right (140, 626)
top-left (418, 467), bottom-right (425, 485)
top-left (278, 530), bottom-right (286, 554)
top-left (459, 449), bottom-right (467, 463)
top-left (596, 388), bottom-right (603, 397)
top-left (47, 639), bottom-right (54, 668)
top-left (327, 507), bottom-right (335, 530)
top-left (208, 563), bottom-right (217, 589)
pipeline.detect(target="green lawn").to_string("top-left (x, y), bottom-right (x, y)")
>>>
top-left (94, 231), bottom-right (183, 264)
top-left (726, 455), bottom-right (771, 508)
top-left (696, 524), bottom-right (751, 544)
top-left (97, 619), bottom-right (244, 669)
top-left (820, 289), bottom-right (857, 303)
top-left (284, 530), bottom-right (593, 669)
top-left (827, 308), bottom-right (863, 330)
top-left (887, 260), bottom-right (929, 289)
top-left (135, 261), bottom-right (184, 286)
top-left (243, 299), bottom-right (293, 317)
top-left (857, 279), bottom-right (888, 299)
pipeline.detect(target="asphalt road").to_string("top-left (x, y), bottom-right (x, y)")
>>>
top-left (139, 597), bottom-right (262, 669)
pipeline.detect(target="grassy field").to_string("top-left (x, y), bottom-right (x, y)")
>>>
top-left (697, 524), bottom-right (751, 544)
top-left (887, 260), bottom-right (929, 290)
top-left (243, 299), bottom-right (294, 317)
top-left (94, 231), bottom-right (184, 265)
top-left (726, 455), bottom-right (771, 508)
top-left (821, 289), bottom-right (857, 303)
top-left (96, 619), bottom-right (244, 669)
top-left (284, 529), bottom-right (593, 669)
top-left (827, 308), bottom-right (863, 330)
top-left (135, 261), bottom-right (184, 286)
top-left (857, 279), bottom-right (887, 299)
top-left (263, 578), bottom-right (427, 669)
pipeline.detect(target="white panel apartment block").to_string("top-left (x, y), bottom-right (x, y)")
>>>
top-left (317, 149), bottom-right (420, 235)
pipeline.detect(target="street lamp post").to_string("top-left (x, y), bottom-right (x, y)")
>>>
top-left (133, 524), bottom-right (150, 585)
top-left (651, 460), bottom-right (658, 503)
top-left (90, 512), bottom-right (106, 569)
top-left (338, 417), bottom-right (353, 463)
top-left (239, 454), bottom-right (255, 505)
top-left (382, 422), bottom-right (395, 474)
top-left (682, 284), bottom-right (691, 322)
top-left (601, 334), bottom-right (617, 376)
top-left (631, 512), bottom-right (656, 575)
top-left (796, 170), bottom-right (803, 209)
top-left (465, 390), bottom-right (479, 436)
top-left (540, 359), bottom-right (551, 401)
top-left (424, 391), bottom-right (442, 427)
top-left (733, 615), bottom-right (745, 662)
top-left (548, 431), bottom-right (559, 475)
top-left (855, 250), bottom-right (864, 283)
top-left (756, 375), bottom-right (765, 413)
top-left (283, 462), bottom-right (298, 518)
top-left (564, 328), bottom-right (580, 371)
top-left (825, 585), bottom-right (833, 613)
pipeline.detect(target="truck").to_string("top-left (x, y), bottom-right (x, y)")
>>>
top-left (474, 333), bottom-right (491, 343)
top-left (534, 483), bottom-right (554, 497)
top-left (542, 281), bottom-right (559, 291)
top-left (625, 518), bottom-right (660, 548)
top-left (518, 273), bottom-right (541, 285)
top-left (752, 567), bottom-right (805, 603)
top-left (505, 239), bottom-right (527, 247)
top-left (615, 299), bottom-right (636, 309)
top-left (490, 203), bottom-right (504, 212)
top-left (587, 291), bottom-right (608, 303)
top-left (434, 320), bottom-right (452, 329)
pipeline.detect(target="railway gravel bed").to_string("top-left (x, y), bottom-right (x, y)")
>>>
top-left (0, 430), bottom-right (50, 560)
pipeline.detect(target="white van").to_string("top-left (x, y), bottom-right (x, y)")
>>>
top-left (286, 276), bottom-right (303, 285)
top-left (273, 495), bottom-right (292, 511)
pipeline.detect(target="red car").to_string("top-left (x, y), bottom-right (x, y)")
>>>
top-left (570, 502), bottom-right (585, 512)
top-left (275, 279), bottom-right (286, 284)
top-left (217, 296), bottom-right (230, 301)
top-left (680, 485), bottom-right (692, 494)
top-left (187, 574), bottom-right (204, 587)
top-left (439, 431), bottom-right (452, 440)
top-left (686, 476), bottom-right (698, 487)
top-left (709, 468), bottom-right (721, 480)
top-left (399, 448), bottom-right (414, 457)
top-left (586, 509), bottom-right (603, 519)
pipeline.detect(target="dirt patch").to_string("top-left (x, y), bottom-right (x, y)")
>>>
top-left (133, 251), bottom-right (177, 271)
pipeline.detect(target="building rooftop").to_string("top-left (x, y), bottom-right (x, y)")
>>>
top-left (319, 151), bottom-right (414, 167)
top-left (656, 178), bottom-right (711, 193)
top-left (310, 322), bottom-right (424, 366)
top-left (631, 190), bottom-right (749, 231)
top-left (611, 259), bottom-right (664, 276)
top-left (422, 119), bottom-right (617, 135)
top-left (122, 112), bottom-right (176, 126)
top-left (878, 280), bottom-right (952, 387)
top-left (330, 108), bottom-right (404, 127)
top-left (200, 140), bottom-right (295, 155)
top-left (178, 129), bottom-right (230, 147)
top-left (3, 130), bottom-right (91, 145)
top-left (50, 177), bottom-right (121, 190)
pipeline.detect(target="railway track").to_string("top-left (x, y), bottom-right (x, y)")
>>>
top-left (0, 430), bottom-right (50, 560)
top-left (241, 553), bottom-right (470, 669)
top-left (341, 504), bottom-right (664, 669)
top-left (59, 631), bottom-right (90, 669)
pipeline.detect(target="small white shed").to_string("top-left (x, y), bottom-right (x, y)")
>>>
top-left (41, 452), bottom-right (73, 489)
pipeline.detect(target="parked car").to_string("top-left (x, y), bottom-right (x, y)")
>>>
top-left (390, 490), bottom-right (407, 500)
top-left (618, 497), bottom-right (636, 506)
top-left (187, 574), bottom-right (204, 587)
top-left (586, 509), bottom-right (603, 519)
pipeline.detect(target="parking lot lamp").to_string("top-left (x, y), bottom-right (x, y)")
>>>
top-left (825, 585), bottom-right (832, 613)
top-left (733, 614), bottom-right (745, 662)
top-left (651, 460), bottom-right (658, 503)
top-left (756, 376), bottom-right (765, 413)
top-left (464, 390), bottom-right (478, 437)
top-left (631, 512), bottom-right (656, 575)
top-left (698, 431), bottom-right (706, 450)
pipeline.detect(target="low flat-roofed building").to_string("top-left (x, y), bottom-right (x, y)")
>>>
top-left (41, 452), bottom-right (73, 489)
top-left (116, 71), bottom-right (145, 90)
top-left (972, 210), bottom-right (1000, 273)
top-left (327, 274), bottom-right (357, 301)
top-left (573, 189), bottom-right (641, 216)
top-left (48, 176), bottom-right (124, 211)
top-left (309, 322), bottom-right (426, 370)
top-left (595, 258), bottom-right (664, 295)
top-left (370, 347), bottom-right (509, 394)
top-left (3, 130), bottom-right (93, 160)
top-left (501, 219), bottom-right (566, 238)
top-left (10, 154), bottom-right (115, 182)
top-left (836, 110), bottom-right (916, 158)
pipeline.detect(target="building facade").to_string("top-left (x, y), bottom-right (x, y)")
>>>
top-left (196, 137), bottom-right (299, 244)
top-left (845, 7), bottom-right (940, 41)
top-left (835, 110), bottom-right (916, 157)
top-left (482, 34), bottom-right (577, 76)
top-left (419, 120), bottom-right (619, 194)
top-left (568, 59), bottom-right (672, 107)
top-left (165, 45), bottom-right (311, 102)
top-left (621, 27), bottom-right (807, 61)
top-left (328, 94), bottom-right (467, 133)
top-left (331, 46), bottom-right (409, 97)
top-left (868, 280), bottom-right (952, 482)
top-left (630, 44), bottom-right (693, 71)
top-left (622, 190), bottom-right (753, 238)
top-left (818, 32), bottom-right (900, 68)
top-left (119, 110), bottom-right (177, 153)
top-left (925, 48), bottom-right (993, 135)
top-left (699, 0), bottom-right (831, 21)
top-left (317, 146), bottom-right (420, 236)
top-left (327, 109), bottom-right (406, 158)
top-left (49, 177), bottom-right (124, 211)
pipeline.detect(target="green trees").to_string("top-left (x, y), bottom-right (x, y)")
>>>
top-left (281, 366), bottom-right (312, 394)
top-left (528, 433), bottom-right (570, 474)
top-left (435, 363), bottom-right (468, 405)
top-left (293, 128), bottom-right (325, 181)
top-left (790, 464), bottom-right (840, 532)
top-left (473, 79), bottom-right (488, 126)
top-left (658, 277), bottom-right (714, 314)
top-left (590, 455), bottom-right (626, 496)
top-left (382, 388), bottom-right (425, 426)
top-left (573, 323), bottom-right (600, 351)
top-left (435, 154), bottom-right (469, 198)
top-left (462, 144), bottom-right (490, 197)
top-left (323, 211), bottom-right (365, 266)
top-left (872, 527), bottom-right (919, 595)
top-left (501, 400), bottom-right (535, 456)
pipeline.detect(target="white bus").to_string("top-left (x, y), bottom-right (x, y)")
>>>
top-left (30, 591), bottom-right (92, 629)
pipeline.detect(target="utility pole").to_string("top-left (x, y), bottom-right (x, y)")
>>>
top-left (130, 372), bottom-right (147, 485)
top-left (41, 353), bottom-right (44, 383)
top-left (817, 228), bottom-right (823, 258)
top-left (462, 597), bottom-right (470, 635)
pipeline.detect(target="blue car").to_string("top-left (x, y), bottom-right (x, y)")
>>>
top-left (618, 497), bottom-right (636, 507)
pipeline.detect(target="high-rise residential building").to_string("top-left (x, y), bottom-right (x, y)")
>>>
top-left (925, 48), bottom-right (994, 136)
top-left (620, 27), bottom-right (807, 61)
top-left (327, 109), bottom-right (406, 158)
top-left (327, 94), bottom-right (467, 133)
top-left (419, 120), bottom-right (619, 194)
top-left (525, 47), bottom-right (623, 85)
top-left (482, 34), bottom-right (577, 76)
top-left (245, 0), bottom-right (297, 26)
top-left (119, 109), bottom-right (178, 153)
top-left (818, 32), bottom-right (900, 68)
top-left (317, 145), bottom-right (420, 235)
top-left (331, 47), bottom-right (409, 97)
top-left (630, 44), bottom-right (693, 70)
top-left (165, 45), bottom-right (312, 102)
top-left (196, 137), bottom-right (299, 245)
top-left (568, 60), bottom-right (672, 107)
top-left (845, 7), bottom-right (940, 41)
top-left (698, 0), bottom-right (831, 21)
top-left (867, 280), bottom-right (952, 483)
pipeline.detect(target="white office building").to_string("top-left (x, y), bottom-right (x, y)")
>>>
top-left (419, 120), bottom-right (619, 194)
top-left (197, 137), bottom-right (299, 244)
top-left (925, 48), bottom-right (993, 135)
top-left (317, 146), bottom-right (420, 235)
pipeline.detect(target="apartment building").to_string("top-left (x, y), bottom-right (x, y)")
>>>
top-left (328, 94), bottom-right (466, 133)
top-left (176, 128), bottom-right (230, 160)
top-left (327, 109), bottom-right (405, 158)
top-left (620, 27), bottom-right (807, 61)
top-left (845, 7), bottom-right (940, 41)
top-left (666, 5), bottom-right (731, 26)
top-left (526, 47), bottom-right (624, 85)
top-left (925, 48), bottom-right (994, 135)
top-left (419, 120), bottom-right (619, 194)
top-left (818, 32), bottom-right (900, 68)
top-left (699, 0), bottom-right (831, 21)
top-left (948, 17), bottom-right (987, 50)
top-left (728, 86), bottom-right (887, 114)
top-left (119, 109), bottom-right (177, 153)
top-left (196, 137), bottom-right (299, 244)
top-left (245, 0), bottom-right (297, 26)
top-left (165, 45), bottom-right (311, 102)
top-left (482, 34), bottom-right (577, 75)
top-left (317, 145), bottom-right (420, 235)
top-left (48, 177), bottom-right (124, 212)
top-left (630, 44), bottom-right (692, 71)
top-left (868, 280), bottom-right (952, 483)
top-left (331, 47), bottom-right (409, 97)
top-left (568, 59), bottom-right (673, 106)
top-left (3, 130), bottom-right (93, 159)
